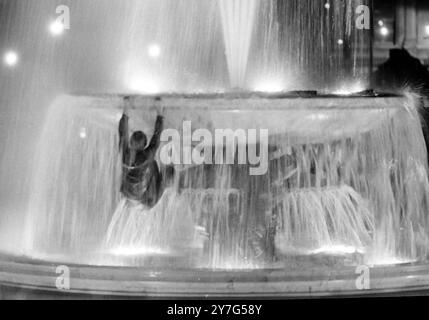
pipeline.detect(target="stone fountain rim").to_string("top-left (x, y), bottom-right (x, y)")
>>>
top-left (1, 253), bottom-right (429, 298)
top-left (70, 91), bottom-right (403, 101)
top-left (61, 91), bottom-right (408, 114)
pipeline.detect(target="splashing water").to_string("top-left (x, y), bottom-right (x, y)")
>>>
top-left (23, 94), bottom-right (429, 269)
top-left (274, 185), bottom-right (374, 255)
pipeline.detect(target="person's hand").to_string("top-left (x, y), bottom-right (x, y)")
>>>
top-left (124, 105), bottom-right (131, 117)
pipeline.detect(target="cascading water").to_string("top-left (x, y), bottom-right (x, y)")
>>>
top-left (23, 93), bottom-right (429, 269)
top-left (1, 0), bottom-right (429, 297)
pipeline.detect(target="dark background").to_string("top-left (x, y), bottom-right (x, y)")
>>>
top-left (374, 0), bottom-right (429, 67)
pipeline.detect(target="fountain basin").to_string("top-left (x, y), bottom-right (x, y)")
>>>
top-left (1, 253), bottom-right (429, 298)
top-left (18, 91), bottom-right (429, 296)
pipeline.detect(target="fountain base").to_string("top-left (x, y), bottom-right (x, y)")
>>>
top-left (18, 92), bottom-right (429, 287)
top-left (1, 253), bottom-right (429, 298)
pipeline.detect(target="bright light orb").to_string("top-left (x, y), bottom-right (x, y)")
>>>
top-left (378, 20), bottom-right (384, 27)
top-left (380, 26), bottom-right (389, 37)
top-left (324, 3), bottom-right (330, 10)
top-left (79, 127), bottom-right (87, 139)
top-left (425, 25), bottom-right (429, 36)
top-left (148, 44), bottom-right (161, 58)
top-left (49, 20), bottom-right (65, 36)
top-left (3, 51), bottom-right (18, 67)
top-left (337, 39), bottom-right (344, 46)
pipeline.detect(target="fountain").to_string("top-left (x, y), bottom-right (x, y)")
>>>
top-left (2, 0), bottom-right (429, 297)
top-left (219, 0), bottom-right (259, 88)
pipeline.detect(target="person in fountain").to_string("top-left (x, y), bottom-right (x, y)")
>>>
top-left (118, 97), bottom-right (165, 208)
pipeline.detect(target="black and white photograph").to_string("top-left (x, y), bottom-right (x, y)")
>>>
top-left (0, 0), bottom-right (429, 309)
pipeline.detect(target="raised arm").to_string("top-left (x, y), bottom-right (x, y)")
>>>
top-left (119, 97), bottom-right (132, 150)
top-left (119, 112), bottom-right (130, 157)
top-left (146, 115), bottom-right (164, 153)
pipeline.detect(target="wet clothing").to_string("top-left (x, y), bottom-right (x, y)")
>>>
top-left (119, 114), bottom-right (164, 208)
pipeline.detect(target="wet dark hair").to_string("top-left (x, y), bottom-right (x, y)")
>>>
top-left (130, 131), bottom-right (147, 150)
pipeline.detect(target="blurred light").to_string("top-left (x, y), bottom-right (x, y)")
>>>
top-left (128, 75), bottom-right (160, 94)
top-left (79, 127), bottom-right (87, 139)
top-left (253, 80), bottom-right (284, 93)
top-left (324, 3), bottom-right (330, 10)
top-left (378, 20), bottom-right (384, 27)
top-left (337, 39), bottom-right (344, 45)
top-left (380, 26), bottom-right (389, 37)
top-left (334, 82), bottom-right (365, 95)
top-left (309, 113), bottom-right (329, 121)
top-left (49, 20), bottom-right (65, 36)
top-left (148, 44), bottom-right (161, 58)
top-left (425, 25), bottom-right (429, 36)
top-left (310, 245), bottom-right (364, 255)
top-left (368, 256), bottom-right (414, 266)
top-left (3, 51), bottom-right (18, 67)
top-left (110, 246), bottom-right (169, 256)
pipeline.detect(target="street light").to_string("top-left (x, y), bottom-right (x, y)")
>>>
top-left (148, 44), bottom-right (161, 59)
top-left (3, 51), bottom-right (18, 67)
top-left (49, 20), bottom-right (65, 36)
top-left (380, 26), bottom-right (389, 37)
